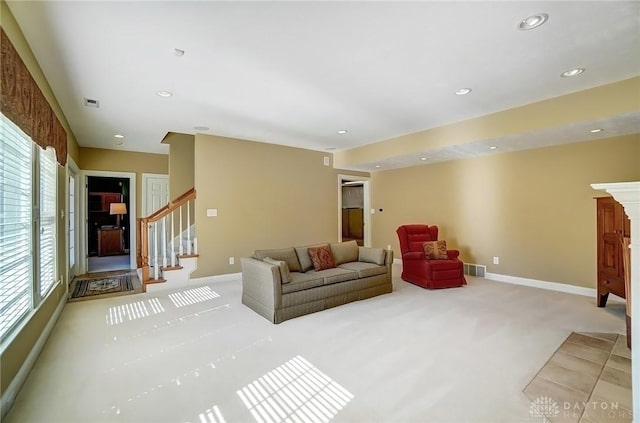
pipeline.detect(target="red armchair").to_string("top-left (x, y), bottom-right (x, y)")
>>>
top-left (396, 224), bottom-right (466, 289)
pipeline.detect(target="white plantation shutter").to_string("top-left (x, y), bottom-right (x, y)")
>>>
top-left (39, 147), bottom-right (57, 296)
top-left (0, 115), bottom-right (33, 337)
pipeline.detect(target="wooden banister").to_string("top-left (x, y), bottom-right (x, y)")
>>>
top-left (137, 188), bottom-right (196, 286)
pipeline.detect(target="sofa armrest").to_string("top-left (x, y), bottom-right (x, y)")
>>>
top-left (384, 249), bottom-right (394, 279)
top-left (240, 257), bottom-right (283, 309)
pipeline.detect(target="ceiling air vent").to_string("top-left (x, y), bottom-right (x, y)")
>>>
top-left (83, 97), bottom-right (100, 108)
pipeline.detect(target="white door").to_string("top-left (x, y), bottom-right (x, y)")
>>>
top-left (143, 174), bottom-right (169, 216)
top-left (143, 175), bottom-right (169, 267)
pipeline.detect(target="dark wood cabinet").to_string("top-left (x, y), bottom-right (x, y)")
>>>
top-left (89, 192), bottom-right (121, 212)
top-left (342, 208), bottom-right (364, 244)
top-left (98, 228), bottom-right (124, 256)
top-left (596, 196), bottom-right (630, 307)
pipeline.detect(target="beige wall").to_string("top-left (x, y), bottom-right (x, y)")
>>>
top-left (162, 132), bottom-right (195, 200)
top-left (193, 134), bottom-right (368, 277)
top-left (79, 147), bottom-right (168, 218)
top-left (371, 134), bottom-right (640, 288)
top-left (0, 0), bottom-right (79, 398)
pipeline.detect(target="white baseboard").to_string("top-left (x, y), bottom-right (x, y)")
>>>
top-left (190, 272), bottom-right (242, 284)
top-left (485, 272), bottom-right (625, 303)
top-left (1, 294), bottom-right (67, 419)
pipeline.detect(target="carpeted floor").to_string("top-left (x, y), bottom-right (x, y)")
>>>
top-left (6, 267), bottom-right (628, 422)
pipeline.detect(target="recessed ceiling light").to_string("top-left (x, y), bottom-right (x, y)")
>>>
top-left (489, 146), bottom-right (498, 150)
top-left (561, 68), bottom-right (585, 78)
top-left (193, 126), bottom-right (209, 131)
top-left (337, 130), bottom-right (348, 134)
top-left (114, 139), bottom-right (124, 146)
top-left (590, 128), bottom-right (603, 133)
top-left (156, 90), bottom-right (173, 97)
top-left (325, 147), bottom-right (336, 151)
top-left (375, 165), bottom-right (381, 168)
top-left (114, 134), bottom-right (125, 139)
top-left (420, 157), bottom-right (428, 161)
top-left (518, 13), bottom-right (549, 30)
top-left (455, 88), bottom-right (472, 96)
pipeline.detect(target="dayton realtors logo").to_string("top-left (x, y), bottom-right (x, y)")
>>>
top-left (529, 396), bottom-right (559, 422)
top-left (529, 396), bottom-right (631, 421)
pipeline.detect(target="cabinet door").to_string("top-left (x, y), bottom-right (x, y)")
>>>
top-left (598, 198), bottom-right (624, 279)
top-left (348, 209), bottom-right (364, 239)
top-left (102, 193), bottom-right (121, 211)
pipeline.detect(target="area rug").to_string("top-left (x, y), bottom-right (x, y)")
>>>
top-left (71, 274), bottom-right (134, 299)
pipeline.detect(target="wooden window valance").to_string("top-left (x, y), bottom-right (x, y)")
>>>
top-left (0, 28), bottom-right (67, 166)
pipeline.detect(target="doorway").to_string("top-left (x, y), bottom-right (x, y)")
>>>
top-left (338, 175), bottom-right (371, 247)
top-left (87, 176), bottom-right (130, 272)
top-left (79, 171), bottom-right (136, 274)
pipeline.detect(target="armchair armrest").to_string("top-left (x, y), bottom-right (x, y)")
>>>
top-left (447, 249), bottom-right (460, 260)
top-left (402, 251), bottom-right (425, 260)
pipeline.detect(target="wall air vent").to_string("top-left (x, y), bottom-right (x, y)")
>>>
top-left (83, 97), bottom-right (100, 108)
top-left (464, 263), bottom-right (486, 278)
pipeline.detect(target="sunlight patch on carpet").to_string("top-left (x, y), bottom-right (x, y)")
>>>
top-left (194, 405), bottom-right (226, 423)
top-left (106, 298), bottom-right (165, 325)
top-left (169, 286), bottom-right (220, 308)
top-left (237, 356), bottom-right (353, 423)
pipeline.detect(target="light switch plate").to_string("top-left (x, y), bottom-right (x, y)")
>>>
top-left (207, 208), bottom-right (218, 217)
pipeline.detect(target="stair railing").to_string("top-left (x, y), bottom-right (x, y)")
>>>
top-left (137, 188), bottom-right (197, 283)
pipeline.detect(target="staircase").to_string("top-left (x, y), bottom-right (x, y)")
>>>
top-left (136, 188), bottom-right (198, 292)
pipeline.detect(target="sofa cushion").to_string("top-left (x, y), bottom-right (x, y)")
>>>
top-left (281, 273), bottom-right (324, 294)
top-left (422, 240), bottom-right (448, 259)
top-left (338, 262), bottom-right (387, 278)
top-left (308, 244), bottom-right (336, 271)
top-left (359, 247), bottom-right (386, 265)
top-left (295, 243), bottom-right (329, 272)
top-left (330, 240), bottom-right (359, 265)
top-left (307, 267), bottom-right (359, 285)
top-left (255, 248), bottom-right (301, 272)
top-left (263, 257), bottom-right (291, 284)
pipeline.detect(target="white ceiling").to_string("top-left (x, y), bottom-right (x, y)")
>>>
top-left (6, 1), bottom-right (640, 171)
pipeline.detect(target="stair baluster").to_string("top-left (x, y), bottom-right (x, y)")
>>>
top-left (187, 201), bottom-right (192, 255)
top-left (170, 210), bottom-right (176, 267)
top-left (178, 205), bottom-right (184, 256)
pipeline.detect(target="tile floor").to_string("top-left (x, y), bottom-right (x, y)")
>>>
top-left (524, 332), bottom-right (632, 423)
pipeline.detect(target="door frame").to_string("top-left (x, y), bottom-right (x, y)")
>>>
top-left (338, 174), bottom-right (371, 247)
top-left (78, 170), bottom-right (136, 275)
top-left (66, 156), bottom-right (80, 287)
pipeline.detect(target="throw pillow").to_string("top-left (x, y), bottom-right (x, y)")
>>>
top-left (330, 240), bottom-right (359, 265)
top-left (422, 240), bottom-right (449, 260)
top-left (254, 247), bottom-right (301, 272)
top-left (308, 244), bottom-right (336, 271)
top-left (263, 257), bottom-right (291, 284)
top-left (358, 247), bottom-right (386, 265)
top-left (295, 243), bottom-right (328, 272)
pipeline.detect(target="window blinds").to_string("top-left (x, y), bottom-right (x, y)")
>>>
top-left (0, 114), bottom-right (33, 338)
top-left (39, 147), bottom-right (57, 296)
